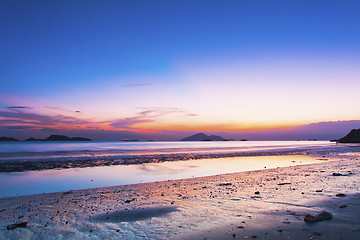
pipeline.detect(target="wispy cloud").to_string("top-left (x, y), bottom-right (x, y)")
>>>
top-left (0, 106), bottom-right (198, 134)
top-left (0, 108), bottom-right (99, 131)
top-left (110, 107), bottom-right (197, 130)
top-left (5, 106), bottom-right (31, 109)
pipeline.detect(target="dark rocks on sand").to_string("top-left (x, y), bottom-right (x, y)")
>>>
top-left (277, 182), bottom-right (291, 185)
top-left (304, 210), bottom-right (333, 223)
top-left (338, 128), bottom-right (360, 143)
top-left (7, 222), bottom-right (28, 230)
top-left (336, 193), bottom-right (346, 197)
top-left (218, 183), bottom-right (232, 186)
top-left (332, 173), bottom-right (343, 176)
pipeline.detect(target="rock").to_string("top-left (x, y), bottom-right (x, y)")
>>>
top-left (218, 183), bottom-right (232, 186)
top-left (339, 205), bottom-right (347, 208)
top-left (7, 222), bottom-right (28, 230)
top-left (332, 173), bottom-right (343, 176)
top-left (304, 210), bottom-right (333, 223)
top-left (338, 129), bottom-right (360, 143)
top-left (277, 182), bottom-right (291, 185)
top-left (124, 198), bottom-right (136, 203)
top-left (304, 214), bottom-right (318, 223)
top-left (254, 191), bottom-right (260, 194)
top-left (336, 193), bottom-right (346, 197)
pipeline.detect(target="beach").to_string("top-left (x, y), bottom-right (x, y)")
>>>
top-left (1, 153), bottom-right (360, 239)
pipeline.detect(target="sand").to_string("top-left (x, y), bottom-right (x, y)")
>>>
top-left (1, 157), bottom-right (360, 239)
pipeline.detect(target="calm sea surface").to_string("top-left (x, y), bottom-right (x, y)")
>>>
top-left (0, 141), bottom-right (341, 198)
top-left (0, 140), bottom-right (332, 158)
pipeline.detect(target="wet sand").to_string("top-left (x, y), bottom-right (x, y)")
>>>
top-left (1, 157), bottom-right (360, 239)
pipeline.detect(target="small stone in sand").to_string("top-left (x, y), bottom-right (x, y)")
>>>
top-left (254, 191), bottom-right (260, 194)
top-left (332, 173), bottom-right (342, 176)
top-left (277, 182), bottom-right (291, 185)
top-left (218, 183), bottom-right (232, 186)
top-left (304, 210), bottom-right (333, 223)
top-left (7, 222), bottom-right (28, 230)
top-left (336, 193), bottom-right (346, 197)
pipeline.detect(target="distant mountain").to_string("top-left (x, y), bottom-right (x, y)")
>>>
top-left (43, 135), bottom-right (92, 141)
top-left (22, 135), bottom-right (92, 141)
top-left (181, 133), bottom-right (226, 141)
top-left (338, 129), bottom-right (360, 143)
top-left (0, 136), bottom-right (19, 141)
top-left (25, 137), bottom-right (42, 141)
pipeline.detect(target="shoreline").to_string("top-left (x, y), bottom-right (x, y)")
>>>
top-left (1, 157), bottom-right (360, 239)
top-left (0, 143), bottom-right (353, 173)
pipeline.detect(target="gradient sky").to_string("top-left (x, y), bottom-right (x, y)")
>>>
top-left (1, 1), bottom-right (360, 140)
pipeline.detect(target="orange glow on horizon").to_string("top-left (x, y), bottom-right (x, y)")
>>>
top-left (127, 121), bottom-right (301, 132)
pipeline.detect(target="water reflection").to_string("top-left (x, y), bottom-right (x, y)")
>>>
top-left (0, 155), bottom-right (327, 198)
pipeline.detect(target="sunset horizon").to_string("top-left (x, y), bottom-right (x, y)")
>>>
top-left (1, 2), bottom-right (360, 239)
top-left (1, 1), bottom-right (360, 141)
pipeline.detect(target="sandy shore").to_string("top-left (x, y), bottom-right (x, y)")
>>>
top-left (1, 157), bottom-right (360, 239)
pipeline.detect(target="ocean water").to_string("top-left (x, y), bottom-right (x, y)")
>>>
top-left (0, 140), bottom-right (333, 159)
top-left (0, 140), bottom-right (351, 198)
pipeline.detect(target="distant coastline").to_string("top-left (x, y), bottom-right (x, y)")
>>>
top-left (0, 134), bottom-right (92, 142)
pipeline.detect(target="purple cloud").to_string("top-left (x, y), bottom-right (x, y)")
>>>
top-left (5, 106), bottom-right (31, 109)
top-left (110, 107), bottom-right (198, 129)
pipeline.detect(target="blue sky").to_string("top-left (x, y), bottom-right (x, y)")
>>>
top-left (1, 1), bottom-right (360, 140)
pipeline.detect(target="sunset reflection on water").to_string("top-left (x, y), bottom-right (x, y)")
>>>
top-left (0, 155), bottom-right (328, 198)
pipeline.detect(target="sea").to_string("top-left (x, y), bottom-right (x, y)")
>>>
top-left (0, 140), bottom-right (357, 198)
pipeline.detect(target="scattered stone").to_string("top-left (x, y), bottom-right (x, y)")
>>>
top-left (237, 226), bottom-right (244, 228)
top-left (218, 183), bottom-right (232, 186)
top-left (7, 222), bottom-right (28, 230)
top-left (254, 191), bottom-right (260, 195)
top-left (124, 198), bottom-right (136, 203)
top-left (304, 210), bottom-right (333, 223)
top-left (315, 189), bottom-right (323, 192)
top-left (336, 193), bottom-right (346, 197)
top-left (232, 233), bottom-right (236, 237)
top-left (339, 205), bottom-right (347, 208)
top-left (277, 183), bottom-right (291, 185)
top-left (332, 173), bottom-right (343, 176)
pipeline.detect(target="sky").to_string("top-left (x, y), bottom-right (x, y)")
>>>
top-left (1, 0), bottom-right (360, 140)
